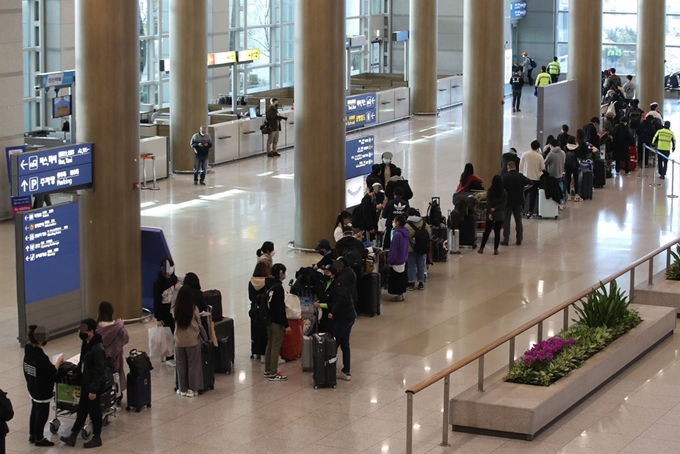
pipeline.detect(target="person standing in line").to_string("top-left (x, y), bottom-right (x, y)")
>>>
top-left (622, 75), bottom-right (636, 102)
top-left (248, 262), bottom-right (270, 361)
top-left (521, 51), bottom-right (534, 85)
top-left (386, 215), bottom-right (410, 302)
top-left (0, 387), bottom-right (13, 453)
top-left (264, 263), bottom-right (290, 382)
top-left (564, 136), bottom-right (581, 200)
top-left (583, 117), bottom-right (602, 153)
top-left (153, 258), bottom-right (178, 366)
top-left (557, 125), bottom-right (572, 150)
top-left (501, 162), bottom-right (532, 247)
top-left (256, 241), bottom-right (275, 273)
top-left (405, 208), bottom-right (431, 290)
top-left (381, 186), bottom-right (409, 250)
top-left (23, 325), bottom-right (61, 447)
top-left (544, 138), bottom-right (567, 210)
top-left (173, 286), bottom-right (203, 397)
top-left (510, 67), bottom-right (524, 113)
top-left (637, 114), bottom-right (656, 168)
top-left (60, 319), bottom-right (107, 449)
top-left (358, 183), bottom-right (384, 242)
top-left (478, 175), bottom-right (507, 255)
top-left (518, 141), bottom-right (546, 218)
top-left (500, 148), bottom-right (521, 176)
top-left (190, 125), bottom-right (213, 186)
top-left (547, 57), bottom-right (561, 83)
top-left (96, 302), bottom-right (129, 394)
top-left (265, 98), bottom-right (288, 157)
top-left (653, 121), bottom-right (676, 180)
top-left (612, 116), bottom-right (633, 176)
top-left (183, 273), bottom-right (208, 313)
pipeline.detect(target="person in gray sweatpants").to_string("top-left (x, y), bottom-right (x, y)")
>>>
top-left (173, 286), bottom-right (203, 397)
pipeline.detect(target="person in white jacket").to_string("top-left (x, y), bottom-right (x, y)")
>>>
top-left (519, 140), bottom-right (546, 218)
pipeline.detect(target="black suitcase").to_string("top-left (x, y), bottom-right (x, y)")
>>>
top-left (126, 371), bottom-right (151, 412)
top-left (430, 225), bottom-right (447, 241)
top-left (250, 322), bottom-right (268, 357)
top-left (593, 160), bottom-right (606, 188)
top-left (357, 272), bottom-right (381, 317)
top-left (431, 238), bottom-right (447, 262)
top-left (460, 215), bottom-right (477, 247)
top-left (200, 342), bottom-right (215, 393)
top-left (312, 333), bottom-right (337, 389)
top-left (578, 170), bottom-right (594, 200)
top-left (214, 337), bottom-right (232, 374)
top-left (203, 289), bottom-right (223, 321)
top-left (214, 318), bottom-right (235, 364)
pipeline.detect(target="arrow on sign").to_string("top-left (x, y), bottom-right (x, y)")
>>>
top-left (20, 160), bottom-right (27, 170)
top-left (21, 181), bottom-right (28, 191)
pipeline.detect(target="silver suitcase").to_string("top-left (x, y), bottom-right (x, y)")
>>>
top-left (537, 188), bottom-right (559, 220)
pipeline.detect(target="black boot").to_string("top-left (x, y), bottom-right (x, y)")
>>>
top-left (60, 432), bottom-right (78, 447)
top-left (83, 435), bottom-right (102, 449)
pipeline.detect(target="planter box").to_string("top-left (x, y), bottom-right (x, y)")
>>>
top-left (449, 305), bottom-right (675, 440)
top-left (635, 271), bottom-right (680, 315)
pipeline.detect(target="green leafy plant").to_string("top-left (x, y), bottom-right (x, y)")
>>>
top-left (666, 246), bottom-right (680, 280)
top-left (572, 281), bottom-right (631, 329)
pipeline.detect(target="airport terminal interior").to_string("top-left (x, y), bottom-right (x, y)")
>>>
top-left (3, 0), bottom-right (680, 453)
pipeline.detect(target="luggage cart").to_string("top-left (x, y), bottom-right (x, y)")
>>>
top-left (49, 381), bottom-right (118, 438)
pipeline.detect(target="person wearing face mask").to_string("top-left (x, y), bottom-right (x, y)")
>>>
top-left (23, 325), bottom-right (61, 447)
top-left (60, 319), bottom-right (107, 449)
top-left (333, 211), bottom-right (354, 242)
top-left (153, 258), bottom-right (178, 366)
top-left (378, 152), bottom-right (399, 187)
top-left (256, 241), bottom-right (275, 273)
top-left (314, 239), bottom-right (338, 270)
top-left (190, 125), bottom-right (213, 186)
top-left (265, 98), bottom-right (288, 157)
top-left (264, 263), bottom-right (291, 381)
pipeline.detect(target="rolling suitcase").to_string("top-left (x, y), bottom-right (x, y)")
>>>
top-left (312, 333), bottom-right (337, 389)
top-left (537, 189), bottom-right (559, 219)
top-left (593, 160), bottom-right (606, 188)
top-left (358, 272), bottom-right (381, 317)
top-left (578, 170), bottom-right (594, 200)
top-left (214, 318), bottom-right (235, 365)
top-left (201, 341), bottom-right (215, 393)
top-left (302, 335), bottom-right (313, 372)
top-left (624, 145), bottom-right (637, 172)
top-left (214, 337), bottom-right (232, 374)
top-left (250, 322), bottom-right (268, 358)
top-left (430, 225), bottom-right (447, 241)
top-left (280, 318), bottom-right (304, 361)
top-left (460, 215), bottom-right (477, 248)
top-left (203, 289), bottom-right (223, 321)
top-left (126, 371), bottom-right (151, 412)
top-left (431, 238), bottom-right (447, 262)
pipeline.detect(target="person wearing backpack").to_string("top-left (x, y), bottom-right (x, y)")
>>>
top-left (60, 319), bottom-right (108, 449)
top-left (264, 263), bottom-right (290, 382)
top-left (0, 387), bottom-right (13, 453)
top-left (336, 226), bottom-right (367, 278)
top-left (248, 262), bottom-right (270, 361)
top-left (381, 186), bottom-right (410, 250)
top-left (521, 51), bottom-right (535, 85)
top-left (356, 183), bottom-right (384, 241)
top-left (405, 208), bottom-right (431, 291)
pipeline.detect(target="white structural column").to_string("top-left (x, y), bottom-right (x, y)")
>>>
top-left (568, 0), bottom-right (603, 127)
top-left (409, 0), bottom-right (438, 115)
top-left (637, 0), bottom-right (666, 113)
top-left (462, 0), bottom-right (505, 184)
top-left (170, 0), bottom-right (208, 172)
top-left (294, 0), bottom-right (346, 249)
top-left (76, 0), bottom-right (142, 319)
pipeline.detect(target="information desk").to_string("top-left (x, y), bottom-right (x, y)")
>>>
top-left (139, 137), bottom-right (168, 182)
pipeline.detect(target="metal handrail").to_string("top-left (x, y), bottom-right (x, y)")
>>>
top-left (404, 236), bottom-right (680, 453)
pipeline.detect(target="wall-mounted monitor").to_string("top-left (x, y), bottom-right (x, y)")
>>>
top-left (52, 95), bottom-right (72, 119)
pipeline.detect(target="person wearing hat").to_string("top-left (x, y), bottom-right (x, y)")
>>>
top-left (314, 239), bottom-right (337, 270)
top-left (500, 147), bottom-right (521, 176)
top-left (336, 226), bottom-right (367, 278)
top-left (265, 98), bottom-right (288, 157)
top-left (23, 325), bottom-right (61, 447)
top-left (60, 319), bottom-right (108, 448)
top-left (647, 102), bottom-right (664, 129)
top-left (653, 121), bottom-right (676, 180)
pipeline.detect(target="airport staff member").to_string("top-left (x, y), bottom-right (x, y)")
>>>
top-left (265, 98), bottom-right (288, 158)
top-left (534, 66), bottom-right (552, 96)
top-left (547, 57), bottom-right (561, 83)
top-left (653, 121), bottom-right (676, 180)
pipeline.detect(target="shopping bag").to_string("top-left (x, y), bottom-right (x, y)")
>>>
top-left (284, 292), bottom-right (302, 319)
top-left (148, 326), bottom-right (174, 358)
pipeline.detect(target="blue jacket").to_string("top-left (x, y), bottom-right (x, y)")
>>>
top-left (387, 227), bottom-right (410, 266)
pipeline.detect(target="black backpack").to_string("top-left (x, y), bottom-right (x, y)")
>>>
top-left (409, 221), bottom-right (431, 255)
top-left (629, 109), bottom-right (641, 129)
top-left (342, 246), bottom-right (363, 268)
top-left (530, 58), bottom-right (537, 69)
top-left (250, 285), bottom-right (277, 327)
top-left (351, 206), bottom-right (364, 230)
top-left (427, 198), bottom-right (442, 226)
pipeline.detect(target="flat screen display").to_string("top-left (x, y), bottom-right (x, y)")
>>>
top-left (249, 106), bottom-right (258, 118)
top-left (52, 95), bottom-right (72, 119)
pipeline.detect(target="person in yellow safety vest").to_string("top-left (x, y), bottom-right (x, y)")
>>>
top-left (534, 66), bottom-right (551, 96)
top-left (547, 57), bottom-right (561, 83)
top-left (653, 121), bottom-right (676, 180)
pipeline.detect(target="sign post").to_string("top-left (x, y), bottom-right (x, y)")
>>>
top-left (346, 93), bottom-right (377, 130)
top-left (510, 2), bottom-right (527, 19)
top-left (345, 136), bottom-right (375, 208)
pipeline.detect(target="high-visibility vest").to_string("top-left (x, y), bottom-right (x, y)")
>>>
top-left (654, 128), bottom-right (676, 152)
top-left (547, 61), bottom-right (561, 75)
top-left (535, 73), bottom-right (551, 87)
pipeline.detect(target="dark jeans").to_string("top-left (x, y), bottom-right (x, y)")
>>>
top-left (71, 389), bottom-right (102, 437)
top-left (333, 318), bottom-right (355, 375)
top-left (512, 89), bottom-right (522, 110)
top-left (194, 154), bottom-right (208, 182)
top-left (551, 74), bottom-right (559, 83)
top-left (615, 159), bottom-right (630, 174)
top-left (525, 69), bottom-right (533, 85)
top-left (30, 401), bottom-right (50, 440)
top-left (480, 220), bottom-right (503, 250)
top-left (525, 181), bottom-right (540, 214)
top-left (564, 167), bottom-right (579, 199)
top-left (658, 150), bottom-right (670, 176)
top-left (638, 141), bottom-right (650, 166)
top-left (503, 205), bottom-right (523, 243)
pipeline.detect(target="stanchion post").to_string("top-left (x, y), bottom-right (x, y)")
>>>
top-left (669, 160), bottom-right (678, 198)
top-left (406, 393), bottom-right (414, 454)
top-left (441, 375), bottom-right (450, 447)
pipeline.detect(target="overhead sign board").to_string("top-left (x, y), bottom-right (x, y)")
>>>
top-left (346, 136), bottom-right (375, 180)
top-left (208, 51), bottom-right (237, 67)
top-left (5, 146), bottom-right (32, 216)
top-left (346, 35), bottom-right (367, 49)
top-left (39, 70), bottom-right (75, 88)
top-left (393, 30), bottom-right (409, 43)
top-left (346, 93), bottom-right (377, 129)
top-left (237, 49), bottom-right (260, 63)
top-left (510, 2), bottom-right (527, 18)
top-left (11, 143), bottom-right (93, 197)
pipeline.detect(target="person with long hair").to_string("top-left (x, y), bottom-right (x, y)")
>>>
top-left (256, 241), bottom-right (275, 273)
top-left (333, 211), bottom-right (352, 242)
top-left (173, 286), bottom-right (203, 397)
top-left (478, 175), bottom-right (507, 255)
top-left (183, 272), bottom-right (207, 313)
top-left (248, 262), bottom-right (270, 360)
top-left (455, 163), bottom-right (484, 194)
top-left (96, 301), bottom-right (129, 394)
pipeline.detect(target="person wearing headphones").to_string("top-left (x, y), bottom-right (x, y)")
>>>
top-left (153, 258), bottom-right (179, 366)
top-left (23, 325), bottom-right (61, 447)
top-left (264, 263), bottom-right (290, 381)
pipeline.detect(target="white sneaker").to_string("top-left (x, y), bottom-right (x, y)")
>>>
top-left (177, 390), bottom-right (186, 396)
top-left (278, 357), bottom-right (286, 365)
top-left (186, 389), bottom-right (195, 397)
top-left (165, 359), bottom-right (176, 367)
top-left (337, 372), bottom-right (352, 381)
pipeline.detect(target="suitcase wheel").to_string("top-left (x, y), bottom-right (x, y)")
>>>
top-left (554, 216), bottom-right (558, 220)
top-left (314, 385), bottom-right (318, 389)
top-left (103, 416), bottom-right (110, 426)
top-left (333, 385), bottom-right (336, 389)
top-left (125, 406), bottom-right (130, 411)
top-left (81, 428), bottom-right (90, 440)
top-left (49, 419), bottom-right (60, 434)
top-left (135, 407), bottom-right (141, 413)
top-left (147, 403), bottom-right (152, 408)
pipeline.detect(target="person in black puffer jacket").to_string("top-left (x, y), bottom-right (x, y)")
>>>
top-left (23, 325), bottom-right (61, 447)
top-left (314, 259), bottom-right (357, 381)
top-left (0, 387), bottom-right (13, 453)
top-left (153, 258), bottom-right (179, 364)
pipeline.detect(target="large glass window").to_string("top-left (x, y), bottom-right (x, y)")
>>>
top-left (22, 0), bottom-right (43, 131)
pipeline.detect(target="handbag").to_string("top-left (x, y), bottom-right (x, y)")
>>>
top-left (377, 218), bottom-right (387, 233)
top-left (126, 349), bottom-right (154, 376)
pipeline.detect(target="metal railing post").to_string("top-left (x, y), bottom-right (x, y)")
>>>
top-left (537, 321), bottom-right (544, 342)
top-left (477, 356), bottom-right (485, 392)
top-left (667, 248), bottom-right (672, 270)
top-left (629, 267), bottom-right (635, 300)
top-left (441, 375), bottom-right (450, 447)
top-left (649, 259), bottom-right (655, 285)
top-left (406, 393), bottom-right (414, 454)
top-left (639, 146), bottom-right (649, 179)
top-left (669, 161), bottom-right (678, 199)
top-left (650, 149), bottom-right (662, 187)
top-left (508, 338), bottom-right (515, 371)
top-left (563, 307), bottom-right (569, 331)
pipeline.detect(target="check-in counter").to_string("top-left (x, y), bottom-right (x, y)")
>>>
top-left (377, 90), bottom-right (396, 123)
top-left (450, 76), bottom-right (463, 106)
top-left (140, 124), bottom-right (158, 138)
top-left (139, 136), bottom-right (168, 182)
top-left (208, 122), bottom-right (240, 164)
top-left (437, 78), bottom-right (452, 109)
top-left (283, 110), bottom-right (296, 148)
top-left (393, 87), bottom-right (410, 119)
top-left (238, 117), bottom-right (264, 158)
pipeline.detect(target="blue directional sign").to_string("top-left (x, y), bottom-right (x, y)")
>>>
top-left (11, 143), bottom-right (93, 197)
top-left (20, 202), bottom-right (80, 304)
top-left (511, 2), bottom-right (527, 19)
top-left (346, 136), bottom-right (375, 180)
top-left (346, 93), bottom-right (377, 130)
top-left (40, 70), bottom-right (75, 89)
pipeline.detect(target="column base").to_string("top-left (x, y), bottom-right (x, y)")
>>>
top-left (286, 241), bottom-right (317, 254)
top-left (412, 111), bottom-right (439, 116)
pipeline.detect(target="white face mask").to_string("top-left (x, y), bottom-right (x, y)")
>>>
top-left (270, 251), bottom-right (276, 257)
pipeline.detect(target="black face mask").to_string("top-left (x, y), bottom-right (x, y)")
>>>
top-left (318, 250), bottom-right (326, 256)
top-left (79, 332), bottom-right (88, 341)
